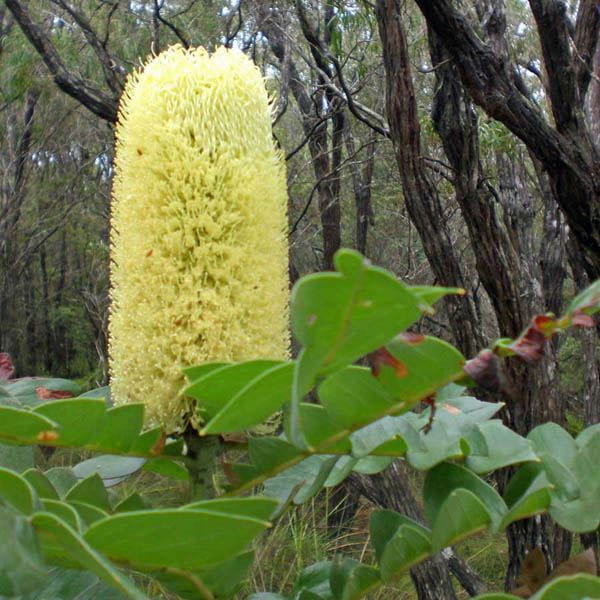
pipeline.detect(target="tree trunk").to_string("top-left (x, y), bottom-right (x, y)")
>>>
top-left (375, 0), bottom-right (483, 358)
top-left (414, 0), bottom-right (600, 283)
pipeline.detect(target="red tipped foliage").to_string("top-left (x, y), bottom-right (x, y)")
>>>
top-left (0, 353), bottom-right (15, 380)
top-left (367, 346), bottom-right (408, 377)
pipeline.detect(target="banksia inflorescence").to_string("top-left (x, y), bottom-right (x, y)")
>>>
top-left (109, 46), bottom-right (289, 433)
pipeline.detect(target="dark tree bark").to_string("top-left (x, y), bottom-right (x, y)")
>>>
top-left (344, 125), bottom-right (376, 256)
top-left (425, 2), bottom-right (575, 585)
top-left (4, 0), bottom-right (120, 122)
top-left (413, 0), bottom-right (600, 283)
top-left (257, 2), bottom-right (342, 270)
top-left (0, 90), bottom-right (38, 359)
top-left (375, 0), bottom-right (483, 358)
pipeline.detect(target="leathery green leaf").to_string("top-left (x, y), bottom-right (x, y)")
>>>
top-left (84, 509), bottom-right (269, 570)
top-left (31, 512), bottom-right (148, 599)
top-left (0, 467), bottom-right (38, 514)
top-left (202, 362), bottom-right (293, 434)
top-left (431, 489), bottom-right (492, 551)
top-left (289, 249), bottom-right (422, 446)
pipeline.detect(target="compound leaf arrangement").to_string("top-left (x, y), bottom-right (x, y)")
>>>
top-left (2, 45), bottom-right (600, 600)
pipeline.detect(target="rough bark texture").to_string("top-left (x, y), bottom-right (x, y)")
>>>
top-left (344, 125), bottom-right (376, 256)
top-left (426, 2), bottom-right (573, 587)
top-left (375, 0), bottom-right (483, 358)
top-left (257, 3), bottom-right (342, 270)
top-left (414, 0), bottom-right (600, 283)
top-left (4, 0), bottom-right (119, 122)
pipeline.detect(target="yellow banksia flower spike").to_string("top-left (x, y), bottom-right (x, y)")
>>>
top-left (109, 46), bottom-right (289, 433)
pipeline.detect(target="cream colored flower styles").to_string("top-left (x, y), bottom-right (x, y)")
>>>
top-left (109, 46), bottom-right (289, 433)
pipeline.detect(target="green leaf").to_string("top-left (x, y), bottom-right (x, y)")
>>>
top-left (530, 573), bottom-right (600, 599)
top-left (263, 456), bottom-right (338, 505)
top-left (370, 509), bottom-right (432, 578)
top-left (349, 418), bottom-right (408, 458)
top-left (466, 421), bottom-right (538, 473)
top-left (529, 424), bottom-right (577, 467)
top-left (143, 457), bottom-right (189, 480)
top-left (2, 378), bottom-right (80, 407)
top-left (370, 510), bottom-right (427, 559)
top-left (41, 499), bottom-right (82, 531)
top-left (183, 360), bottom-right (282, 418)
top-left (0, 443), bottom-right (34, 472)
top-left (374, 336), bottom-right (465, 406)
top-left (68, 501), bottom-right (109, 526)
top-left (114, 493), bottom-right (146, 513)
top-left (292, 561), bottom-right (332, 599)
top-left (564, 280), bottom-right (600, 316)
top-left (65, 473), bottom-right (111, 512)
top-left (0, 467), bottom-right (37, 514)
top-left (183, 361), bottom-right (230, 383)
top-left (291, 250), bottom-right (421, 377)
top-left (94, 405), bottom-right (145, 453)
top-left (0, 568), bottom-right (130, 600)
top-left (78, 386), bottom-right (112, 405)
top-left (0, 405), bottom-right (59, 443)
top-left (231, 437), bottom-right (303, 491)
top-left (549, 497), bottom-right (600, 533)
top-left (324, 456), bottom-right (358, 487)
top-left (181, 497), bottom-right (278, 520)
top-left (72, 455), bottom-right (146, 487)
top-left (23, 469), bottom-right (59, 500)
top-left (404, 416), bottom-right (464, 471)
top-left (352, 456), bottom-right (393, 474)
top-left (501, 464), bottom-right (551, 529)
top-left (0, 506), bottom-right (47, 596)
top-left (45, 467), bottom-right (78, 497)
top-left (34, 399), bottom-right (106, 446)
top-left (128, 428), bottom-right (163, 455)
top-left (300, 404), bottom-right (351, 453)
top-left (289, 249), bottom-right (422, 446)
top-left (424, 463), bottom-right (506, 532)
top-left (154, 551), bottom-right (254, 599)
top-left (31, 512), bottom-right (148, 599)
top-left (318, 367), bottom-right (394, 429)
top-left (538, 454), bottom-right (579, 501)
top-left (410, 285), bottom-right (464, 310)
top-left (431, 489), bottom-right (492, 551)
top-left (380, 525), bottom-right (432, 579)
top-left (330, 558), bottom-right (380, 600)
top-left (84, 509), bottom-right (270, 570)
top-left (202, 362), bottom-right (293, 434)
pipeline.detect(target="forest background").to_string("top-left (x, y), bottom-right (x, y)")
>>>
top-left (1, 0), bottom-right (599, 597)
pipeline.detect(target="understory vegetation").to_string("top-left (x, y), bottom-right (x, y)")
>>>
top-left (1, 1), bottom-right (599, 599)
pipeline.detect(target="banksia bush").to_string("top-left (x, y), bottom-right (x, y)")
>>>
top-left (109, 46), bottom-right (289, 433)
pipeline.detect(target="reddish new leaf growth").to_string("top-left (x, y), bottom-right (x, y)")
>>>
top-left (464, 349), bottom-right (507, 394)
top-left (150, 433), bottom-right (167, 455)
top-left (36, 430), bottom-right (59, 442)
top-left (398, 332), bottom-right (425, 345)
top-left (367, 347), bottom-right (408, 377)
top-left (508, 315), bottom-right (556, 363)
top-left (571, 310), bottom-right (596, 328)
top-left (0, 353), bottom-right (15, 380)
top-left (35, 387), bottom-right (75, 400)
top-left (421, 395), bottom-right (436, 434)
